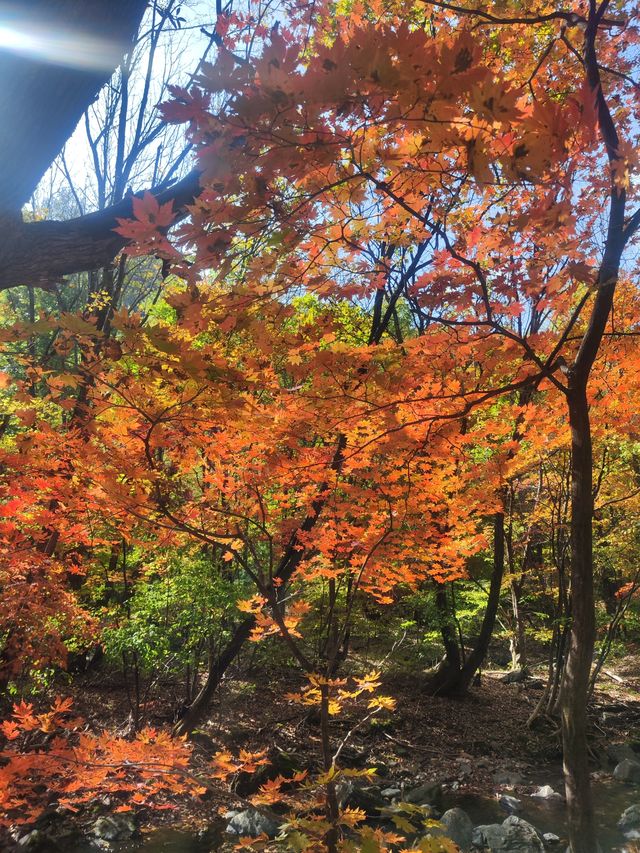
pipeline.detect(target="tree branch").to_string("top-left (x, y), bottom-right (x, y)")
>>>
top-left (421, 0), bottom-right (584, 26)
top-left (0, 170), bottom-right (201, 291)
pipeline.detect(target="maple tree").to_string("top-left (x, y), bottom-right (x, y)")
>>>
top-left (121, 2), bottom-right (640, 848)
top-left (1, 1), bottom-right (640, 851)
top-left (0, 693), bottom-right (276, 834)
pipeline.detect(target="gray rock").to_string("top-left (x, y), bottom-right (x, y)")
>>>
top-left (226, 808), bottom-right (281, 838)
top-left (503, 816), bottom-right (545, 849)
top-left (440, 807), bottom-right (474, 851)
top-left (531, 785), bottom-right (563, 801)
top-left (381, 787), bottom-right (402, 799)
top-left (614, 759), bottom-right (640, 784)
top-left (618, 804), bottom-right (640, 835)
top-left (336, 779), bottom-right (353, 807)
top-left (417, 820), bottom-right (449, 849)
top-left (500, 670), bottom-right (528, 684)
top-left (457, 760), bottom-right (473, 779)
top-left (473, 823), bottom-right (509, 851)
top-left (472, 816), bottom-right (544, 853)
top-left (542, 834), bottom-right (560, 845)
top-left (189, 731), bottom-right (218, 755)
top-left (91, 815), bottom-right (137, 842)
top-left (16, 830), bottom-right (52, 850)
top-left (336, 780), bottom-right (385, 815)
top-left (607, 743), bottom-right (638, 765)
top-left (347, 785), bottom-right (385, 816)
top-left (493, 770), bottom-right (524, 787)
top-left (234, 747), bottom-right (303, 797)
top-left (499, 795), bottom-right (522, 814)
top-left (405, 779), bottom-right (444, 806)
top-left (92, 816), bottom-right (136, 842)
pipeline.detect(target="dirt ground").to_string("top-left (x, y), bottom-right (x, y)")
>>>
top-left (53, 651), bottom-right (640, 839)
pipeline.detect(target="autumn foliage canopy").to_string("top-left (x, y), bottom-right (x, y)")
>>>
top-left (1, 0), bottom-right (640, 849)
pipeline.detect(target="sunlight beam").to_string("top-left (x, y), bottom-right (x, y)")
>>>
top-left (0, 8), bottom-right (125, 73)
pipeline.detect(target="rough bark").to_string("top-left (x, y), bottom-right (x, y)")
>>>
top-left (172, 616), bottom-right (255, 736)
top-left (0, 1), bottom-right (207, 292)
top-left (453, 510), bottom-right (505, 694)
top-left (558, 6), bottom-right (630, 845)
top-left (0, 170), bottom-right (200, 290)
top-left (0, 2), bottom-right (207, 293)
top-left (561, 386), bottom-right (597, 852)
top-left (557, 12), bottom-right (630, 849)
top-left (425, 583), bottom-right (463, 694)
top-left (437, 584), bottom-right (463, 666)
top-left (509, 579), bottom-right (526, 671)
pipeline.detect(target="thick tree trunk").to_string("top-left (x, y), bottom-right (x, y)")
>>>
top-left (0, 171), bottom-right (200, 290)
top-left (0, 1), bottom-right (204, 292)
top-left (560, 386), bottom-right (598, 853)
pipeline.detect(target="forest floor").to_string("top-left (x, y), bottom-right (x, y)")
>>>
top-left (56, 647), bottom-right (640, 844)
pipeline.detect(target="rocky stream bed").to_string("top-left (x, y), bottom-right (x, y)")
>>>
top-left (12, 752), bottom-right (640, 852)
top-left (10, 666), bottom-right (640, 852)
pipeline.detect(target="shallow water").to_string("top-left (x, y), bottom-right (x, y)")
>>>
top-left (68, 778), bottom-right (640, 852)
top-left (446, 777), bottom-right (639, 852)
top-left (70, 827), bottom-right (216, 852)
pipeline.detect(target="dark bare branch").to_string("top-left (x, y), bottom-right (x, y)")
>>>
top-left (421, 0), bottom-right (585, 26)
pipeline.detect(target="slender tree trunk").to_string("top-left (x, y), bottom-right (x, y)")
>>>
top-left (548, 621), bottom-right (569, 717)
top-left (173, 617), bottom-right (254, 735)
top-left (558, 3), bottom-right (638, 843)
top-left (509, 579), bottom-right (526, 671)
top-left (437, 584), bottom-right (463, 669)
top-left (454, 510), bottom-right (505, 692)
top-left (426, 583), bottom-right (463, 694)
top-left (561, 386), bottom-right (597, 853)
top-left (321, 683), bottom-right (339, 853)
top-left (426, 511), bottom-right (504, 696)
top-left (174, 436), bottom-right (346, 736)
